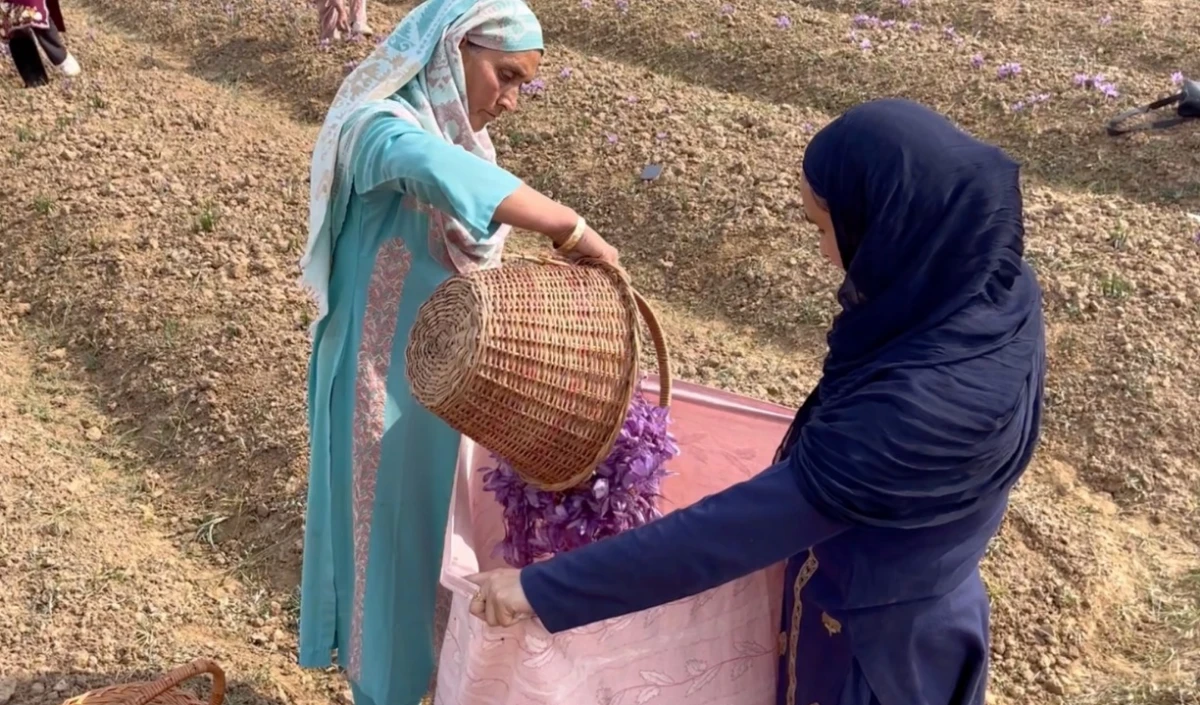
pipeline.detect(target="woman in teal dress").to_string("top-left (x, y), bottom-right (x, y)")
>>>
top-left (297, 1), bottom-right (619, 703)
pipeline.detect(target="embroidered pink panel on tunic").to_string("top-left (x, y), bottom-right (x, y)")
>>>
top-left (348, 237), bottom-right (412, 681)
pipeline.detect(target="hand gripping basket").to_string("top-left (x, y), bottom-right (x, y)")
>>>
top-left (60, 660), bottom-right (224, 705)
top-left (406, 256), bottom-right (671, 491)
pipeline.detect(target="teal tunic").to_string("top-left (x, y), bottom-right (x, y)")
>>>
top-left (299, 103), bottom-right (522, 705)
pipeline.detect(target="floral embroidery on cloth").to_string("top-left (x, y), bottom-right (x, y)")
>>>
top-left (0, 0), bottom-right (51, 39)
top-left (346, 238), bottom-right (412, 681)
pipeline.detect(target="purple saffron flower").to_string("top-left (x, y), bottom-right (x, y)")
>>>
top-left (970, 54), bottom-right (985, 69)
top-left (1011, 101), bottom-right (1026, 112)
top-left (520, 78), bottom-right (546, 95)
top-left (605, 133), bottom-right (619, 145)
top-left (719, 3), bottom-right (734, 15)
top-left (1072, 72), bottom-right (1090, 87)
top-left (685, 30), bottom-right (701, 41)
top-left (1171, 71), bottom-right (1185, 86)
top-left (615, 0), bottom-right (628, 14)
top-left (1099, 13), bottom-right (1112, 26)
top-left (580, 0), bottom-right (593, 8)
top-left (801, 121), bottom-right (815, 133)
top-left (559, 66), bottom-right (574, 79)
top-left (881, 19), bottom-right (896, 29)
top-left (943, 25), bottom-right (957, 39)
top-left (859, 38), bottom-right (873, 51)
top-left (852, 14), bottom-right (879, 28)
top-left (483, 392), bottom-right (678, 567)
top-left (655, 131), bottom-right (669, 141)
top-left (776, 14), bottom-right (792, 29)
top-left (899, 0), bottom-right (914, 7)
top-left (909, 21), bottom-right (922, 32)
top-left (626, 95), bottom-right (640, 103)
top-left (1098, 82), bottom-right (1119, 98)
top-left (996, 62), bottom-right (1022, 79)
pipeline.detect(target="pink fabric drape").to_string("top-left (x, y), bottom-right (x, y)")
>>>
top-left (437, 378), bottom-right (793, 705)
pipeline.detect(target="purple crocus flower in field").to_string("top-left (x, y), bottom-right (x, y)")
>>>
top-left (970, 54), bottom-right (985, 69)
top-left (776, 14), bottom-right (792, 29)
top-left (685, 30), bottom-right (701, 41)
top-left (996, 62), bottom-right (1022, 79)
top-left (899, 0), bottom-right (914, 7)
top-left (859, 38), bottom-right (873, 51)
top-left (852, 14), bottom-right (879, 28)
top-left (1172, 71), bottom-right (1185, 86)
top-left (520, 78), bottom-right (546, 95)
top-left (909, 21), bottom-right (922, 32)
top-left (719, 3), bottom-right (734, 15)
top-left (615, 0), bottom-right (629, 14)
top-left (605, 132), bottom-right (619, 145)
top-left (1099, 13), bottom-right (1112, 26)
top-left (559, 66), bottom-right (574, 79)
top-left (580, 0), bottom-right (593, 8)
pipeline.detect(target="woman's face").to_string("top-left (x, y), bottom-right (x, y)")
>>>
top-left (460, 41), bottom-right (542, 131)
top-left (800, 175), bottom-right (843, 270)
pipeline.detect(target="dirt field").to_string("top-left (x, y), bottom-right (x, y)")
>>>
top-left (1, 0), bottom-right (1198, 703)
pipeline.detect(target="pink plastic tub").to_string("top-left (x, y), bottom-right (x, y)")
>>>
top-left (436, 379), bottom-right (794, 705)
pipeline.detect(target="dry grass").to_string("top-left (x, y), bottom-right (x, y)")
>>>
top-left (0, 0), bottom-right (1198, 703)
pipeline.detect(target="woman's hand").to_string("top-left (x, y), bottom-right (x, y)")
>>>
top-left (563, 227), bottom-right (620, 267)
top-left (466, 568), bottom-right (535, 627)
top-left (493, 186), bottom-right (620, 267)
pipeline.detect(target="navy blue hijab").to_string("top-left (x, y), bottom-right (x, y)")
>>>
top-left (777, 99), bottom-right (1046, 529)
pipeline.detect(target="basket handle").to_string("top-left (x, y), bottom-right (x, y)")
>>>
top-left (127, 659), bottom-right (226, 705)
top-left (503, 253), bottom-right (672, 408)
top-left (631, 288), bottom-right (672, 409)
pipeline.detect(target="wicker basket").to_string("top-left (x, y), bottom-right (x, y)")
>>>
top-left (60, 660), bottom-right (224, 705)
top-left (406, 256), bottom-right (671, 491)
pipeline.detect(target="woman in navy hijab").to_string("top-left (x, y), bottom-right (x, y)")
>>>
top-left (467, 99), bottom-right (1046, 705)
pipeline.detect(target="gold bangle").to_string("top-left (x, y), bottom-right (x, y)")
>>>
top-left (554, 217), bottom-right (587, 255)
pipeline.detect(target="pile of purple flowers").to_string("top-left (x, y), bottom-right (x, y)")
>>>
top-left (482, 391), bottom-right (680, 568)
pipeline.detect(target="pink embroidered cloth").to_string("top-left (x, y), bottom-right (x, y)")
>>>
top-left (437, 378), bottom-right (794, 705)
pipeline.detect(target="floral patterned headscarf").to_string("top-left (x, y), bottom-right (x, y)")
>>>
top-left (301, 0), bottom-right (543, 325)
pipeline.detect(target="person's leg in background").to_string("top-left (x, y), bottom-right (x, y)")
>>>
top-left (31, 21), bottom-right (79, 76)
top-left (6, 29), bottom-right (50, 88)
top-left (349, 0), bottom-right (372, 37)
top-left (317, 0), bottom-right (348, 43)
